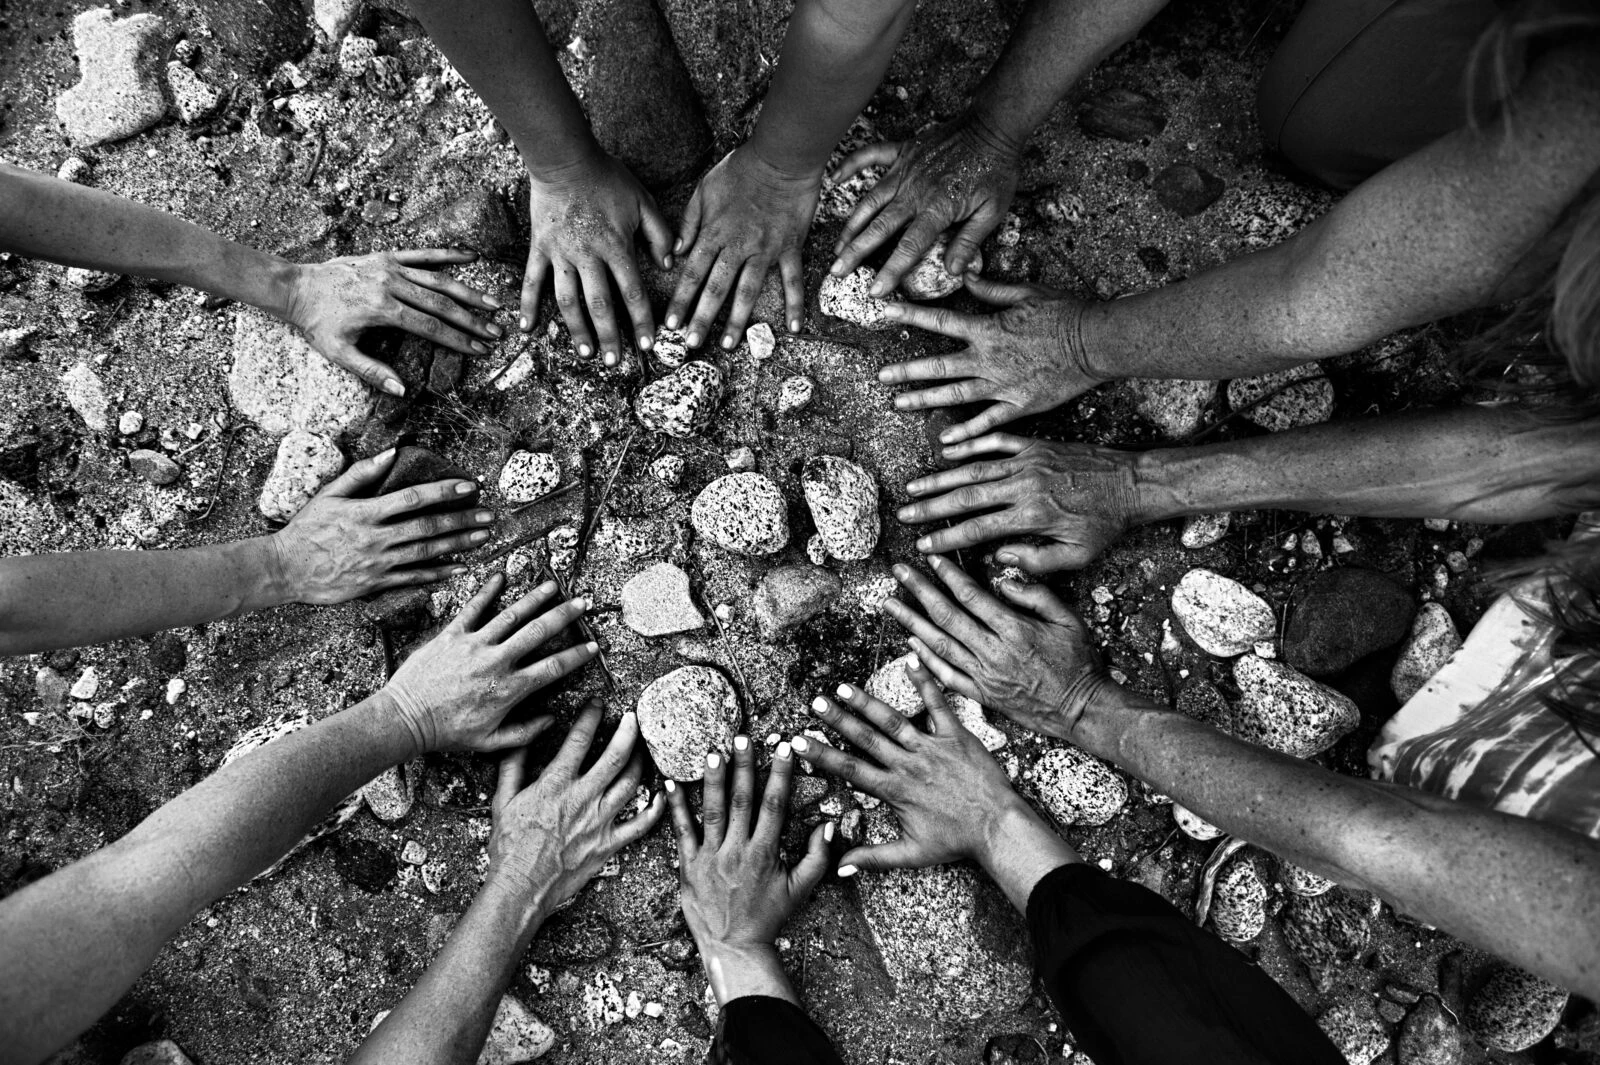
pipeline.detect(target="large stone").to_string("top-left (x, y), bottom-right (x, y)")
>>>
top-left (498, 451), bottom-right (561, 504)
top-left (690, 473), bottom-right (789, 556)
top-left (361, 762), bottom-right (418, 822)
top-left (819, 268), bottom-right (897, 329)
top-left (190, 0), bottom-right (311, 73)
top-left (856, 811), bottom-right (1031, 1018)
top-left (1282, 891), bottom-right (1371, 991)
top-left (1030, 746), bottom-right (1126, 827)
top-left (1153, 163), bottom-right (1226, 217)
top-left (1232, 655), bottom-right (1359, 759)
top-left (55, 9), bottom-right (170, 148)
top-left (1227, 363), bottom-right (1335, 432)
top-left (1170, 568), bottom-right (1276, 657)
top-left (416, 189), bottom-right (521, 262)
top-left (61, 362), bottom-right (111, 432)
top-left (1125, 377), bottom-right (1217, 439)
top-left (478, 994), bottom-right (557, 1064)
top-left (229, 308), bottom-right (377, 438)
top-left (802, 455), bottom-right (879, 561)
top-left (571, 0), bottom-right (711, 189)
top-left (1283, 568), bottom-right (1415, 677)
top-left (1318, 998), bottom-right (1390, 1065)
top-left (636, 666), bottom-right (740, 780)
top-left (119, 1040), bottom-right (193, 1065)
top-left (1077, 88), bottom-right (1167, 142)
top-left (635, 361), bottom-right (722, 438)
top-left (1465, 967), bottom-right (1568, 1052)
top-left (752, 564), bottom-right (841, 638)
top-left (260, 430), bottom-right (343, 522)
top-left (900, 238), bottom-right (981, 300)
top-left (1398, 997), bottom-right (1463, 1065)
top-left (621, 562), bottom-right (705, 637)
top-left (1209, 856), bottom-right (1267, 942)
top-left (1390, 602), bottom-right (1461, 702)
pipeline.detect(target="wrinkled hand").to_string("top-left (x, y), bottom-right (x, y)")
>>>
top-left (382, 572), bottom-right (599, 754)
top-left (523, 152), bottom-right (673, 366)
top-left (272, 448), bottom-right (492, 603)
top-left (487, 700), bottom-right (665, 911)
top-left (884, 556), bottom-right (1107, 745)
top-left (666, 735), bottom-right (831, 1004)
top-left (792, 659), bottom-right (1023, 874)
top-left (898, 434), bottom-right (1143, 572)
top-left (880, 277), bottom-right (1104, 445)
top-left (666, 148), bottom-right (820, 348)
top-left (283, 249), bottom-right (503, 397)
top-left (829, 116), bottom-right (1020, 295)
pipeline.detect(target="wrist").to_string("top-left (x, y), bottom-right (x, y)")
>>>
top-left (369, 685), bottom-right (434, 759)
top-left (963, 106), bottom-right (1027, 160)
top-left (479, 868), bottom-right (556, 937)
top-left (242, 535), bottom-right (299, 609)
top-left (698, 940), bottom-right (795, 1006)
top-left (251, 255), bottom-right (302, 323)
top-left (736, 137), bottom-right (827, 189)
top-left (1127, 449), bottom-right (1186, 524)
top-left (523, 134), bottom-right (607, 187)
top-left (975, 798), bottom-right (1078, 910)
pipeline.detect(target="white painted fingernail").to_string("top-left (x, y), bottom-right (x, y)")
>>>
top-left (734, 735), bottom-right (749, 751)
top-left (791, 736), bottom-right (810, 753)
top-left (837, 864), bottom-right (858, 877)
top-left (707, 753), bottom-right (720, 768)
top-left (810, 697), bottom-right (827, 714)
top-left (776, 741), bottom-right (792, 760)
top-left (663, 779), bottom-right (676, 793)
top-left (585, 641), bottom-right (599, 653)
top-left (836, 683), bottom-right (853, 699)
top-left (824, 821), bottom-right (835, 841)
top-left (907, 654), bottom-right (921, 671)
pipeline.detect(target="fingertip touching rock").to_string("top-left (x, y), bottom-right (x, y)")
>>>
top-left (819, 268), bottom-right (898, 329)
top-left (636, 665), bottom-right (740, 780)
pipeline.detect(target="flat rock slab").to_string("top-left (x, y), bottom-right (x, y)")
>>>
top-left (56, 8), bottom-right (170, 148)
top-left (621, 562), bottom-right (705, 637)
top-left (229, 308), bottom-right (376, 438)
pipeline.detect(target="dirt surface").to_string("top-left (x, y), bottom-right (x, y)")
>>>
top-left (0, 1), bottom-right (1588, 1063)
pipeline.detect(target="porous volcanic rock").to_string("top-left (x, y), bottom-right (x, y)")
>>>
top-left (802, 455), bottom-right (879, 561)
top-left (901, 237), bottom-right (981, 300)
top-left (1209, 856), bottom-right (1268, 942)
top-left (819, 268), bottom-right (897, 329)
top-left (636, 666), bottom-right (740, 780)
top-left (56, 9), bottom-right (171, 147)
top-left (635, 361), bottom-right (722, 438)
top-left (1398, 997), bottom-right (1463, 1065)
top-left (1030, 747), bottom-right (1126, 826)
top-left (1465, 967), bottom-right (1569, 1052)
top-left (498, 451), bottom-right (561, 504)
top-left (752, 564), bottom-right (841, 638)
top-left (230, 308), bottom-right (376, 437)
top-left (1390, 602), bottom-right (1461, 702)
top-left (260, 430), bottom-right (343, 522)
top-left (1318, 998), bottom-right (1390, 1065)
top-left (690, 473), bottom-right (789, 556)
top-left (1125, 377), bottom-right (1218, 438)
top-left (1232, 655), bottom-right (1359, 758)
top-left (1227, 363), bottom-right (1335, 432)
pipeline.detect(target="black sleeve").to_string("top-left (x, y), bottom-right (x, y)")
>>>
top-left (1027, 863), bottom-right (1345, 1065)
top-left (709, 995), bottom-right (845, 1065)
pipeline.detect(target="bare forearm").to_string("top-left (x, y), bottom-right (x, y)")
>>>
top-left (1131, 407), bottom-right (1600, 525)
top-left (746, 0), bottom-right (917, 176)
top-left (0, 694), bottom-right (418, 1063)
top-left (0, 162), bottom-right (295, 314)
top-left (1075, 690), bottom-right (1600, 999)
top-left (969, 0), bottom-right (1169, 149)
top-left (354, 879), bottom-right (547, 1065)
top-left (407, 0), bottom-right (597, 178)
top-left (975, 800), bottom-right (1080, 913)
top-left (0, 538), bottom-right (294, 655)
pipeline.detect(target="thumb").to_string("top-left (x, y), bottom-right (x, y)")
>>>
top-left (484, 715), bottom-right (555, 752)
top-left (323, 339), bottom-right (405, 398)
top-left (639, 194), bottom-right (675, 269)
top-left (946, 209), bottom-right (997, 277)
top-left (964, 275), bottom-right (1043, 307)
top-left (994, 542), bottom-right (1092, 575)
top-left (994, 576), bottom-right (1076, 623)
top-left (317, 445), bottom-right (397, 498)
top-left (837, 838), bottom-right (926, 877)
top-left (674, 186), bottom-right (704, 257)
top-left (788, 821), bottom-right (834, 897)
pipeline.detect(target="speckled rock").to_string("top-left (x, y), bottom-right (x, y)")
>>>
top-left (1465, 967), bottom-right (1569, 1052)
top-left (635, 361), bottom-right (723, 438)
top-left (752, 564), bottom-right (841, 638)
top-left (1398, 997), bottom-right (1463, 1065)
top-left (819, 268), bottom-right (897, 329)
top-left (56, 9), bottom-right (171, 147)
top-left (119, 1040), bottom-right (193, 1065)
top-left (1171, 568), bottom-right (1277, 657)
top-left (166, 61), bottom-right (222, 123)
top-left (1228, 363), bottom-right (1335, 432)
top-left (1318, 999), bottom-right (1390, 1065)
top-left (776, 375), bottom-right (816, 415)
top-left (746, 321), bottom-right (776, 362)
top-left (621, 562), bottom-right (705, 637)
top-left (866, 652), bottom-right (924, 716)
top-left (649, 454), bottom-right (684, 488)
top-left (129, 448), bottom-right (181, 486)
top-left (1278, 860), bottom-right (1335, 897)
top-left (1232, 655), bottom-right (1359, 758)
top-left (1283, 891), bottom-right (1371, 991)
top-left (498, 451), bottom-right (561, 504)
top-left (1180, 512), bottom-right (1231, 549)
top-left (61, 362), bottom-right (111, 431)
top-left (1174, 802), bottom-right (1223, 840)
top-left (1031, 747), bottom-right (1126, 826)
top-left (724, 446), bottom-right (757, 472)
top-left (802, 455), bottom-right (879, 561)
top-left (636, 666), bottom-right (740, 780)
top-left (230, 308), bottom-right (376, 437)
top-left (1210, 857), bottom-right (1268, 941)
top-left (67, 266), bottom-right (121, 292)
top-left (651, 326), bottom-right (690, 368)
top-left (1390, 602), bottom-right (1462, 702)
top-left (690, 473), bottom-right (789, 556)
top-left (260, 430), bottom-right (343, 522)
top-left (901, 238), bottom-right (981, 300)
top-left (1126, 377), bottom-right (1217, 439)
top-left (477, 994), bottom-right (557, 1064)
top-left (1284, 568), bottom-right (1415, 676)
top-left (951, 694), bottom-right (1006, 751)
top-left (361, 761), bottom-right (418, 822)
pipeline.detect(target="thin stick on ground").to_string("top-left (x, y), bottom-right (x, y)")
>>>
top-left (577, 426), bottom-right (639, 564)
top-left (541, 561), bottom-right (618, 691)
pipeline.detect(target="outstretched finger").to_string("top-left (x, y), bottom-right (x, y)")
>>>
top-left (639, 195), bottom-right (675, 271)
top-left (548, 698), bottom-right (606, 780)
top-left (611, 789), bottom-right (666, 849)
top-left (477, 580), bottom-right (562, 642)
top-left (451, 572), bottom-right (506, 632)
top-left (995, 542), bottom-right (1094, 574)
top-left (392, 248), bottom-right (479, 268)
top-left (520, 251), bottom-right (549, 333)
top-left (995, 577), bottom-right (1078, 622)
top-left (484, 714), bottom-right (555, 754)
top-left (373, 478), bottom-right (483, 520)
top-left (874, 218), bottom-right (947, 297)
top-left (323, 339), bottom-right (406, 398)
top-left (517, 640), bottom-right (600, 693)
top-left (586, 710), bottom-right (640, 791)
top-left (600, 746), bottom-right (647, 816)
top-left (890, 380), bottom-right (984, 413)
top-left (964, 275), bottom-right (1057, 306)
top-left (664, 241), bottom-right (717, 334)
top-left (494, 744), bottom-right (532, 814)
top-left (718, 258), bottom-right (769, 351)
top-left (836, 837), bottom-right (924, 877)
top-left (400, 266), bottom-right (503, 315)
top-left (808, 694), bottom-right (904, 768)
top-left (830, 681), bottom-right (920, 746)
top-left (904, 458), bottom-right (1018, 499)
top-left (504, 596), bottom-right (591, 658)
top-left (789, 733), bottom-right (887, 794)
top-left (905, 656), bottom-right (958, 737)
top-left (828, 141), bottom-right (899, 187)
top-left (788, 820), bottom-right (834, 897)
top-left (877, 351), bottom-right (978, 386)
top-left (946, 401), bottom-right (1026, 446)
top-left (939, 433), bottom-right (1035, 463)
top-left (916, 513), bottom-right (1027, 556)
top-left (606, 251), bottom-right (654, 361)
top-left (727, 734), bottom-right (757, 840)
top-left (392, 278), bottom-right (499, 341)
top-left (906, 634), bottom-right (986, 704)
top-left (946, 205), bottom-right (1002, 276)
top-left (673, 184), bottom-right (706, 260)
top-left (701, 750), bottom-right (728, 849)
top-left (317, 446), bottom-right (399, 498)
top-left (369, 563), bottom-right (470, 592)
top-left (579, 258), bottom-right (624, 364)
top-left (778, 249), bottom-right (805, 335)
top-left (752, 740), bottom-right (796, 850)
top-left (831, 203), bottom-right (914, 281)
top-left (553, 264), bottom-right (594, 358)
top-left (878, 301), bottom-right (976, 341)
top-left (664, 778), bottom-right (699, 861)
top-left (927, 554), bottom-right (1011, 631)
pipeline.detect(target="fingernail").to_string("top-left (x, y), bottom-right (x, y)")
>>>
top-left (585, 641), bottom-right (599, 653)
top-left (707, 752), bottom-right (721, 768)
top-left (929, 555), bottom-right (944, 569)
top-left (574, 597), bottom-right (590, 610)
top-left (664, 778), bottom-right (677, 793)
top-left (829, 261), bottom-right (844, 275)
top-left (836, 683), bottom-right (853, 699)
top-left (663, 255), bottom-right (674, 269)
top-left (519, 316), bottom-right (531, 331)
top-left (734, 735), bottom-right (749, 751)
top-left (776, 741), bottom-right (792, 760)
top-left (604, 351), bottom-right (617, 366)
top-left (638, 336), bottom-right (652, 351)
top-left (377, 447), bottom-right (396, 461)
top-left (539, 580), bottom-right (557, 594)
top-left (916, 537), bottom-right (932, 552)
top-left (384, 380), bottom-right (405, 397)
top-left (810, 697), bottom-right (827, 714)
top-left (451, 565), bottom-right (469, 575)
top-left (791, 736), bottom-right (810, 753)
top-left (473, 510), bottom-right (492, 524)
top-left (673, 239), bottom-right (684, 254)
top-left (837, 864), bottom-right (858, 877)
top-left (893, 396), bottom-right (909, 410)
top-left (824, 821), bottom-right (835, 841)
top-left (869, 283), bottom-right (886, 298)
top-left (485, 296), bottom-right (503, 310)
top-left (721, 335), bottom-right (735, 350)
top-left (470, 529), bottom-right (490, 543)
top-left (622, 710), bottom-right (636, 725)
top-left (893, 564), bottom-right (910, 580)
top-left (665, 314), bottom-right (680, 329)
top-left (487, 323), bottom-right (504, 337)
top-left (455, 481), bottom-right (476, 495)
top-left (940, 429), bottom-right (958, 444)
top-left (997, 552), bottom-right (1017, 565)
top-left (907, 654), bottom-right (921, 671)
top-left (578, 344), bottom-right (591, 358)
top-left (789, 319), bottom-right (800, 333)
top-left (877, 369), bottom-right (891, 383)
top-left (686, 332), bottom-right (700, 347)
top-left (472, 341), bottom-right (490, 354)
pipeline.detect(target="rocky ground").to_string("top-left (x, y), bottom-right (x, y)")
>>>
top-left (1, 0), bottom-right (1593, 1063)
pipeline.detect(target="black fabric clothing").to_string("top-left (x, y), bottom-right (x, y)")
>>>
top-left (710, 994), bottom-right (845, 1065)
top-left (1028, 863), bottom-right (1344, 1065)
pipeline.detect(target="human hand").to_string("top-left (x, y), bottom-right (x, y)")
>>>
top-left (666, 147), bottom-right (820, 349)
top-left (522, 152), bottom-right (674, 366)
top-left (828, 116), bottom-right (1021, 296)
top-left (281, 249), bottom-right (503, 397)
top-left (791, 659), bottom-right (1033, 875)
top-left (897, 434), bottom-right (1144, 572)
top-left (272, 448), bottom-right (493, 603)
top-left (878, 277), bottom-right (1105, 445)
top-left (486, 699), bottom-right (665, 914)
top-left (381, 572), bottom-right (600, 755)
top-left (883, 556), bottom-right (1109, 746)
top-left (666, 735), bottom-right (831, 1004)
